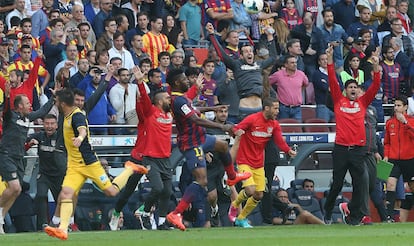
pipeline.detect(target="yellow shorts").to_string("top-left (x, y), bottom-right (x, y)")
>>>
top-left (0, 176), bottom-right (7, 195)
top-left (62, 161), bottom-right (112, 193)
top-left (237, 164), bottom-right (266, 192)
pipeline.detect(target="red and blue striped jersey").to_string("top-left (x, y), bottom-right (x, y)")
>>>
top-left (171, 92), bottom-right (206, 151)
top-left (381, 62), bottom-right (402, 100)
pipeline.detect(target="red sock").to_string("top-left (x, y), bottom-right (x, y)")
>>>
top-left (175, 199), bottom-right (190, 214)
top-left (224, 165), bottom-right (236, 180)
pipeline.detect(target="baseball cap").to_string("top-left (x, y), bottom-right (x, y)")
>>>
top-left (353, 36), bottom-right (364, 44)
top-left (21, 34), bottom-right (32, 40)
top-left (0, 37), bottom-right (9, 45)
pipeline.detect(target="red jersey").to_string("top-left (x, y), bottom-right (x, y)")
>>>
top-left (328, 63), bottom-right (380, 146)
top-left (384, 114), bottom-right (414, 160)
top-left (0, 57), bottom-right (41, 109)
top-left (233, 112), bottom-right (290, 168)
top-left (131, 89), bottom-right (146, 161)
top-left (138, 82), bottom-right (173, 158)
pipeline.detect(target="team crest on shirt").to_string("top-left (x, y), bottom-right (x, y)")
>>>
top-left (181, 104), bottom-right (192, 115)
top-left (11, 172), bottom-right (17, 178)
top-left (99, 174), bottom-right (109, 183)
top-left (267, 127), bottom-right (273, 134)
top-left (391, 124), bottom-right (395, 128)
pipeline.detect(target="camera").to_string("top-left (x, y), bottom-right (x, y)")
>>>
top-left (93, 68), bottom-right (103, 74)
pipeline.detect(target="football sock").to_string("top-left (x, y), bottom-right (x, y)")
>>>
top-left (59, 199), bottom-right (73, 232)
top-left (238, 197), bottom-right (260, 220)
top-left (112, 168), bottom-right (134, 191)
top-left (219, 152), bottom-right (236, 180)
top-left (385, 191), bottom-right (396, 217)
top-left (159, 217), bottom-right (166, 225)
top-left (52, 216), bottom-right (60, 225)
top-left (175, 182), bottom-right (200, 213)
top-left (232, 189), bottom-right (249, 208)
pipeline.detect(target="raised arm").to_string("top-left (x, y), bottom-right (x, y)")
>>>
top-left (28, 96), bottom-right (55, 121)
top-left (326, 45), bottom-right (342, 104)
top-left (134, 66), bottom-right (153, 118)
top-left (83, 66), bottom-right (112, 114)
top-left (206, 23), bottom-right (237, 70)
top-left (361, 56), bottom-right (381, 107)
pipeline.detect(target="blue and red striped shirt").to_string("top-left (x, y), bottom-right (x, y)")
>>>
top-left (381, 61), bottom-right (402, 100)
top-left (171, 91), bottom-right (206, 151)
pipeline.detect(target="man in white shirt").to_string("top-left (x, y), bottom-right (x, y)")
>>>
top-left (109, 32), bottom-right (135, 70)
top-left (6, 0), bottom-right (27, 29)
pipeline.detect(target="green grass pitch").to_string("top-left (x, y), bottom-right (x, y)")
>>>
top-left (2, 223), bottom-right (414, 246)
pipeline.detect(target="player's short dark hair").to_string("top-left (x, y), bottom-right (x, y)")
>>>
top-left (395, 95), bottom-right (408, 106)
top-left (166, 68), bottom-right (185, 86)
top-left (72, 88), bottom-right (85, 97)
top-left (262, 97), bottom-right (278, 110)
top-left (56, 88), bottom-right (75, 106)
top-left (344, 79), bottom-right (358, 88)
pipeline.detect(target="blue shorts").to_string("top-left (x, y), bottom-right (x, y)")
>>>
top-left (183, 135), bottom-right (216, 171)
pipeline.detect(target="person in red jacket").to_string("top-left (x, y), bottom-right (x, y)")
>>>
top-left (384, 95), bottom-right (414, 221)
top-left (323, 45), bottom-right (381, 225)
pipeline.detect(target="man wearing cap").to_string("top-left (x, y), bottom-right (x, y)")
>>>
top-left (0, 38), bottom-right (11, 63)
top-left (346, 6), bottom-right (379, 47)
top-left (323, 45), bottom-right (381, 225)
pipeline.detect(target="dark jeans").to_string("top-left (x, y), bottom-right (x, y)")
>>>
top-left (324, 144), bottom-right (367, 223)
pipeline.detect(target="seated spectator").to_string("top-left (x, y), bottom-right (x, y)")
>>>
top-left (272, 189), bottom-right (325, 225)
top-left (303, 179), bottom-right (315, 192)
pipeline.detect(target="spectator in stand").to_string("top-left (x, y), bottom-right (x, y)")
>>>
top-left (269, 55), bottom-right (309, 122)
top-left (319, 8), bottom-right (354, 73)
top-left (106, 57), bottom-right (123, 93)
top-left (5, 0), bottom-right (27, 30)
top-left (200, 59), bottom-right (219, 107)
top-left (157, 51), bottom-right (170, 84)
top-left (93, 0), bottom-right (113, 38)
top-left (389, 36), bottom-right (410, 93)
top-left (111, 0), bottom-right (135, 31)
top-left (38, 18), bottom-right (64, 47)
top-left (69, 22), bottom-right (93, 60)
top-left (66, 4), bottom-right (96, 49)
top-left (139, 58), bottom-right (152, 83)
top-left (121, 0), bottom-right (141, 28)
top-left (84, 0), bottom-right (100, 25)
top-left (355, 0), bottom-right (386, 27)
top-left (203, 0), bottom-right (233, 29)
top-left (0, 38), bottom-right (11, 64)
top-left (43, 28), bottom-right (66, 80)
top-left (229, 0), bottom-right (252, 40)
top-left (168, 29), bottom-right (185, 50)
top-left (77, 67), bottom-right (116, 135)
top-left (168, 50), bottom-right (185, 70)
top-left (95, 49), bottom-right (110, 73)
top-left (383, 96), bottom-right (414, 222)
top-left (53, 0), bottom-right (74, 24)
top-left (183, 54), bottom-right (198, 71)
top-left (381, 45), bottom-right (404, 103)
top-left (382, 17), bottom-right (414, 59)
top-left (109, 67), bottom-right (138, 134)
top-left (295, 0), bottom-right (324, 26)
top-left (129, 34), bottom-right (148, 66)
top-left (396, 0), bottom-right (412, 34)
top-left (332, 0), bottom-right (357, 31)
top-left (54, 44), bottom-right (79, 81)
top-left (109, 32), bottom-right (135, 70)
top-left (95, 17), bottom-right (118, 53)
top-left (344, 37), bottom-right (367, 71)
top-left (272, 189), bottom-right (324, 225)
top-left (280, 0), bottom-right (302, 30)
top-left (146, 68), bottom-right (165, 100)
top-left (340, 53), bottom-right (365, 87)
top-left (115, 14), bottom-right (130, 35)
top-left (290, 11), bottom-right (325, 79)
top-left (69, 58), bottom-right (89, 89)
top-left (223, 30), bottom-right (240, 60)
top-left (303, 179), bottom-right (315, 192)
top-left (179, 0), bottom-right (203, 47)
top-left (347, 6), bottom-right (380, 47)
top-left (31, 0), bottom-right (55, 38)
top-left (125, 12), bottom-right (149, 49)
top-left (284, 39), bottom-right (305, 72)
top-left (142, 16), bottom-right (174, 68)
top-left (161, 14), bottom-right (178, 41)
top-left (86, 50), bottom-right (96, 66)
top-left (377, 6), bottom-right (398, 46)
top-left (261, 18), bottom-right (290, 57)
top-left (208, 45), bottom-right (227, 85)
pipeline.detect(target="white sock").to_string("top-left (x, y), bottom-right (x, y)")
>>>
top-left (159, 217), bottom-right (166, 225)
top-left (52, 216), bottom-right (60, 225)
top-left (70, 217), bottom-right (74, 225)
top-left (0, 207), bottom-right (4, 224)
top-left (211, 204), bottom-right (218, 215)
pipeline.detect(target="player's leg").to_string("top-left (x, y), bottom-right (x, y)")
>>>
top-left (385, 160), bottom-right (401, 220)
top-left (228, 164), bottom-right (254, 223)
top-left (34, 174), bottom-right (51, 230)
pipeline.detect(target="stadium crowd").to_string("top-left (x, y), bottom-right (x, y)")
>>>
top-left (0, 0), bottom-right (413, 237)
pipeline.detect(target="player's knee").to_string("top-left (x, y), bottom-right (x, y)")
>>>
top-left (387, 179), bottom-right (397, 191)
top-left (105, 187), bottom-right (119, 197)
top-left (252, 191), bottom-right (263, 201)
top-left (8, 182), bottom-right (22, 195)
top-left (244, 186), bottom-right (256, 197)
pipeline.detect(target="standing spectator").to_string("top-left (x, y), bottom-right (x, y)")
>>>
top-left (109, 68), bottom-right (138, 134)
top-left (122, 0), bottom-right (142, 28)
top-left (146, 68), bottom-right (165, 99)
top-left (269, 55), bottom-right (309, 122)
top-left (223, 30), bottom-right (241, 59)
top-left (378, 6), bottom-right (398, 36)
top-left (69, 58), bottom-right (89, 88)
top-left (312, 53), bottom-right (335, 122)
top-left (389, 36), bottom-right (410, 92)
top-left (179, 0), bottom-right (203, 47)
top-left (290, 11), bottom-right (325, 79)
top-left (200, 59), bottom-right (218, 107)
top-left (77, 68), bottom-right (116, 135)
top-left (5, 0), bottom-right (27, 30)
top-left (125, 12), bottom-right (149, 48)
top-left (323, 45), bottom-right (381, 225)
top-left (203, 0), bottom-right (233, 29)
top-left (108, 32), bottom-right (135, 70)
top-left (43, 28), bottom-right (66, 80)
top-left (53, 0), bottom-right (74, 24)
top-left (340, 53), bottom-right (365, 86)
top-left (347, 6), bottom-right (380, 46)
top-left (39, 18), bottom-right (64, 47)
top-left (95, 17), bottom-right (118, 53)
top-left (383, 96), bottom-right (414, 222)
top-left (280, 0), bottom-right (302, 30)
top-left (168, 50), bottom-right (185, 70)
top-left (157, 51), bottom-right (170, 83)
top-left (285, 39), bottom-right (305, 72)
top-left (355, 0), bottom-right (386, 26)
top-left (84, 0), bottom-right (100, 25)
top-left (31, 0), bottom-right (54, 38)
top-left (129, 34), bottom-right (148, 65)
top-left (332, 0), bottom-right (357, 31)
top-left (65, 4), bottom-right (96, 50)
top-left (115, 14), bottom-right (130, 34)
top-left (295, 0), bottom-right (323, 26)
top-left (229, 0), bottom-right (252, 40)
top-left (228, 97), bottom-right (296, 228)
top-left (216, 68), bottom-right (239, 124)
top-left (93, 0), bottom-right (113, 38)
top-left (70, 22), bottom-right (94, 60)
top-left (396, 0), bottom-right (412, 33)
top-left (319, 8), bottom-right (353, 73)
top-left (142, 17), bottom-right (174, 68)
top-left (94, 49), bottom-right (110, 73)
top-left (381, 45), bottom-right (403, 103)
top-left (382, 17), bottom-right (414, 59)
top-left (54, 44), bottom-right (79, 81)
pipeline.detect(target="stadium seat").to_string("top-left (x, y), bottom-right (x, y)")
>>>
top-left (301, 107), bottom-right (316, 123)
top-left (286, 179), bottom-right (304, 200)
top-left (278, 118), bottom-right (303, 133)
top-left (303, 118), bottom-right (330, 132)
top-left (292, 190), bottom-right (324, 220)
